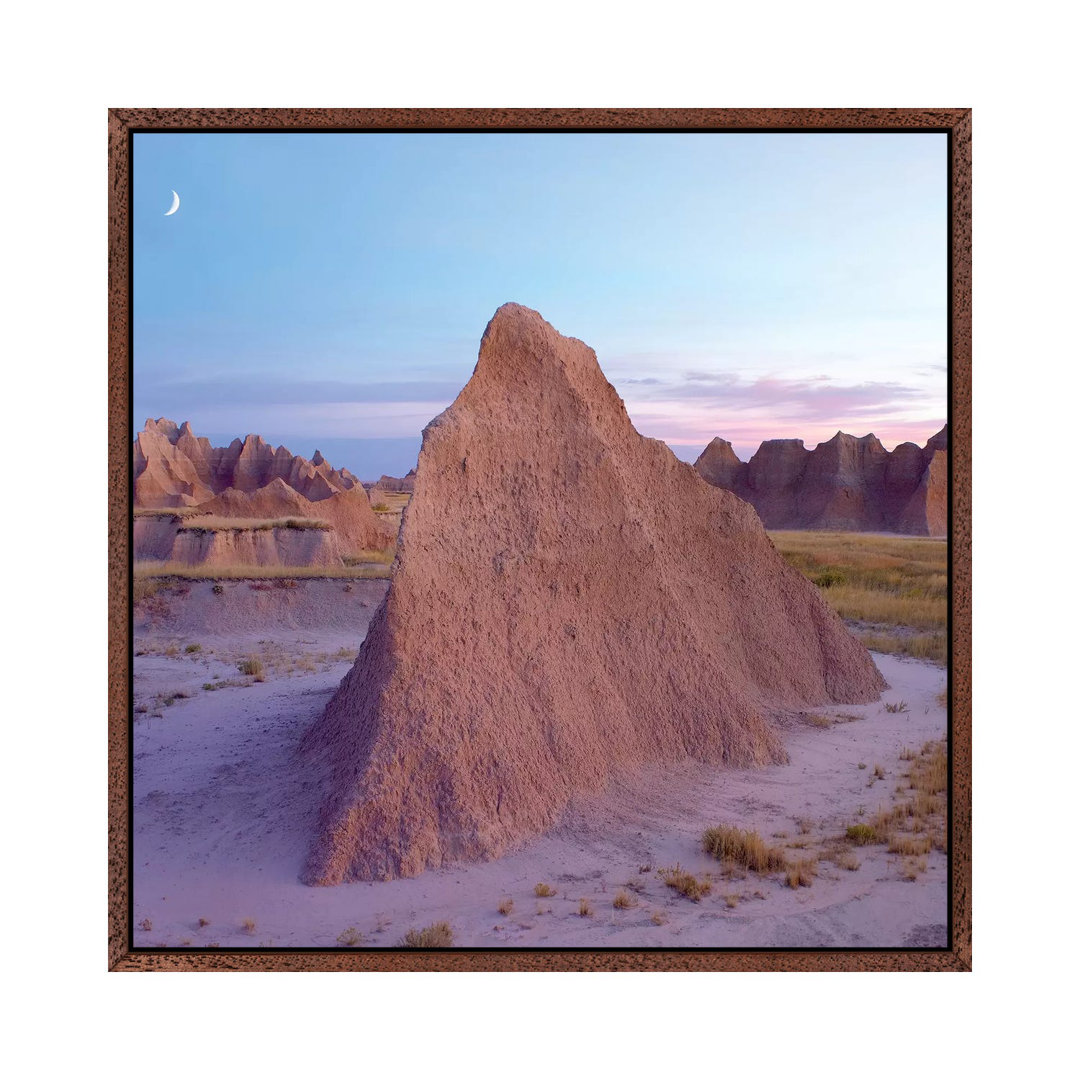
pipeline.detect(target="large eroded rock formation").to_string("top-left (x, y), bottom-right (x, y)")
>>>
top-left (133, 422), bottom-right (393, 557)
top-left (694, 427), bottom-right (948, 535)
top-left (301, 304), bottom-right (885, 884)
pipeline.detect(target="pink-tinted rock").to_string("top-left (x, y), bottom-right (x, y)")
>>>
top-left (301, 304), bottom-right (885, 885)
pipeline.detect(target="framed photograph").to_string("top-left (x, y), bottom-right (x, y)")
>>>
top-left (108, 108), bottom-right (971, 971)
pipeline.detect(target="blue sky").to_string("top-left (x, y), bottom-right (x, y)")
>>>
top-left (134, 132), bottom-right (946, 478)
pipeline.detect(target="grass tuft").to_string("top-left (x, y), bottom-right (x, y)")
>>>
top-left (398, 921), bottom-right (453, 948)
top-left (612, 889), bottom-right (636, 909)
top-left (497, 898), bottom-right (514, 917)
top-left (702, 826), bottom-right (787, 872)
top-left (785, 858), bottom-right (818, 888)
top-left (658, 865), bottom-right (713, 902)
top-left (533, 883), bottom-right (556, 898)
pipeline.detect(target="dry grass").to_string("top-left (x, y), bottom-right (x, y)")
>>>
top-left (857, 631), bottom-right (947, 665)
top-left (336, 926), bottom-right (365, 946)
top-left (807, 713), bottom-right (832, 728)
top-left (658, 865), bottom-right (713, 902)
top-left (884, 700), bottom-right (910, 714)
top-left (497, 898), bottom-right (514, 916)
top-left (177, 516), bottom-right (331, 532)
top-left (135, 562), bottom-right (391, 582)
top-left (723, 894), bottom-right (739, 909)
top-left (139, 918), bottom-right (152, 931)
top-left (702, 826), bottom-right (787, 873)
top-left (784, 858), bottom-right (818, 889)
top-left (133, 506), bottom-right (208, 519)
top-left (578, 898), bottom-right (593, 917)
top-left (533, 883), bottom-right (556, 898)
top-left (399, 921), bottom-right (453, 948)
top-left (237, 656), bottom-right (265, 678)
top-left (612, 889), bottom-right (637, 909)
top-left (845, 740), bottom-right (947, 871)
top-left (824, 845), bottom-right (861, 871)
top-left (197, 917), bottom-right (210, 928)
top-left (343, 547), bottom-right (395, 566)
top-left (901, 856), bottom-right (929, 881)
top-left (888, 834), bottom-right (933, 856)
top-left (771, 531), bottom-right (946, 628)
top-left (650, 909), bottom-right (669, 926)
top-left (240, 917), bottom-right (256, 934)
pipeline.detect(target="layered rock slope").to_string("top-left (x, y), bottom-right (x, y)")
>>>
top-left (301, 303), bottom-right (885, 885)
top-left (695, 427), bottom-right (948, 535)
top-left (370, 469), bottom-right (417, 494)
top-left (133, 422), bottom-right (393, 558)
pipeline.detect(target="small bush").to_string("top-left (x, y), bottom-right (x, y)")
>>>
top-left (807, 713), bottom-right (832, 728)
top-left (399, 921), bottom-right (453, 948)
top-left (812, 570), bottom-right (846, 588)
top-left (651, 909), bottom-right (668, 926)
top-left (723, 894), bottom-right (739, 909)
top-left (211, 584), bottom-right (224, 595)
top-left (237, 656), bottom-right (264, 678)
top-left (873, 764), bottom-right (885, 779)
top-left (578, 898), bottom-right (593, 917)
top-left (846, 824), bottom-right (877, 846)
top-left (372, 502), bottom-right (390, 513)
top-left (497, 898), bottom-right (514, 916)
top-left (138, 918), bottom-right (152, 931)
top-left (658, 865), bottom-right (712, 902)
top-left (702, 826), bottom-right (787, 872)
top-left (612, 889), bottom-right (636, 909)
top-left (184, 643), bottom-right (201, 654)
top-left (240, 917), bottom-right (256, 934)
top-left (336, 926), bottom-right (365, 946)
top-left (884, 700), bottom-right (909, 714)
top-left (197, 917), bottom-right (210, 928)
top-left (533, 883), bottom-right (556, 898)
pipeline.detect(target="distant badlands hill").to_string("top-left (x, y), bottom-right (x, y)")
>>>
top-left (133, 419), bottom-right (394, 566)
top-left (694, 427), bottom-right (948, 536)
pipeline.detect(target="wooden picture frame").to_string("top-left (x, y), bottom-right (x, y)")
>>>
top-left (108, 107), bottom-right (971, 971)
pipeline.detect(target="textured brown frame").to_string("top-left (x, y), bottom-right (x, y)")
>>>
top-left (108, 107), bottom-right (971, 972)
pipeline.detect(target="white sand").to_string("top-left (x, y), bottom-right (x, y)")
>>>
top-left (133, 603), bottom-right (946, 949)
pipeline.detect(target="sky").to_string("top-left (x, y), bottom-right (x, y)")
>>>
top-left (134, 132), bottom-right (946, 479)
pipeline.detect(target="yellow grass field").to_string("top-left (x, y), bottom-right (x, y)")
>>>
top-left (769, 531), bottom-right (947, 664)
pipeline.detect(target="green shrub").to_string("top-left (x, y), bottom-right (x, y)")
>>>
top-left (846, 824), bottom-right (877, 846)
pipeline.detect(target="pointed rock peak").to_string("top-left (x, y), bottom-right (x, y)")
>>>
top-left (925, 425), bottom-right (949, 452)
top-left (300, 304), bottom-right (885, 884)
top-left (143, 417), bottom-right (181, 442)
top-left (312, 450), bottom-right (325, 466)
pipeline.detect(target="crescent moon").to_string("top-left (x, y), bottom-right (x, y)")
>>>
top-left (164, 190), bottom-right (180, 216)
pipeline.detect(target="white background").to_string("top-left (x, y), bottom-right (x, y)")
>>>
top-left (2, 2), bottom-right (1075, 1076)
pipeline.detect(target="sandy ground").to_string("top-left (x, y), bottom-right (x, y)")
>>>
top-left (133, 585), bottom-right (947, 949)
